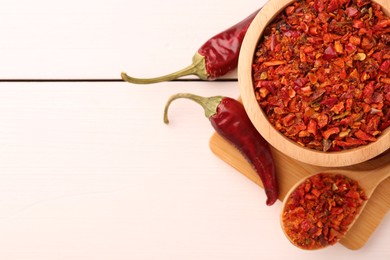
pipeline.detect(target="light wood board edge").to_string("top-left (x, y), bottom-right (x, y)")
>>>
top-left (209, 132), bottom-right (390, 250)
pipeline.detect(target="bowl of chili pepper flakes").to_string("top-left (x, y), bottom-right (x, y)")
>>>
top-left (238, 0), bottom-right (390, 167)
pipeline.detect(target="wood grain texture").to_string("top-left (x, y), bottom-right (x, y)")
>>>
top-left (209, 132), bottom-right (390, 250)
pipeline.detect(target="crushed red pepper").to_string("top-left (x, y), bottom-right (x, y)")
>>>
top-left (252, 0), bottom-right (390, 151)
top-left (282, 173), bottom-right (367, 250)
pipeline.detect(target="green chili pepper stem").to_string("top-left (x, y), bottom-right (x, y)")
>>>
top-left (164, 93), bottom-right (224, 124)
top-left (121, 52), bottom-right (208, 84)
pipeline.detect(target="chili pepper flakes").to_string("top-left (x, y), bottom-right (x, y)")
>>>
top-left (252, 0), bottom-right (390, 151)
top-left (282, 173), bottom-right (367, 250)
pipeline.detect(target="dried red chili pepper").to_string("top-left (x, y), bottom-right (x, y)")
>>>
top-left (121, 9), bottom-right (260, 84)
top-left (252, 0), bottom-right (390, 151)
top-left (163, 93), bottom-right (279, 206)
top-left (282, 173), bottom-right (367, 250)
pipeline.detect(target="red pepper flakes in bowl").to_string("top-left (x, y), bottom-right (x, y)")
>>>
top-left (281, 173), bottom-right (367, 250)
top-left (252, 0), bottom-right (390, 152)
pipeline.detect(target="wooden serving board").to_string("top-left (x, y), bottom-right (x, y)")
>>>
top-left (209, 132), bottom-right (390, 250)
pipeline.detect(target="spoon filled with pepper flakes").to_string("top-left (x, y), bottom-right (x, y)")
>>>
top-left (280, 153), bottom-right (390, 250)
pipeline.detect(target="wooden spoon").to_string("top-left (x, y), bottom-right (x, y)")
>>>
top-left (280, 159), bottom-right (390, 250)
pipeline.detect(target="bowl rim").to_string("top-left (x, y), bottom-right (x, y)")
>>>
top-left (238, 0), bottom-right (390, 167)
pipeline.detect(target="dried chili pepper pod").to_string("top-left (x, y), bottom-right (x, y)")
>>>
top-left (164, 93), bottom-right (279, 206)
top-left (121, 9), bottom-right (260, 84)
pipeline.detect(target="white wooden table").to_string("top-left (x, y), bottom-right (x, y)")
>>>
top-left (0, 0), bottom-right (388, 259)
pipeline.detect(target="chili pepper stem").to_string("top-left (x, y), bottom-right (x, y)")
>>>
top-left (164, 93), bottom-right (224, 124)
top-left (122, 53), bottom-right (209, 84)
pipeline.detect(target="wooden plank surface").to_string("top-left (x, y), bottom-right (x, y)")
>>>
top-left (210, 132), bottom-right (390, 250)
top-left (0, 0), bottom-right (265, 79)
top-left (0, 0), bottom-right (389, 259)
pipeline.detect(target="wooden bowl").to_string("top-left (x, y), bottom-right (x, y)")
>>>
top-left (238, 0), bottom-right (390, 167)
